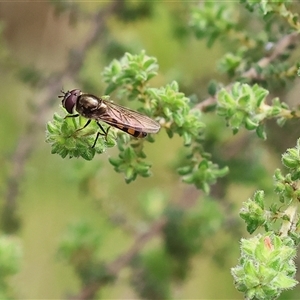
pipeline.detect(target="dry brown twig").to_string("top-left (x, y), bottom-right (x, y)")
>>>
top-left (70, 217), bottom-right (167, 300)
top-left (3, 1), bottom-right (122, 219)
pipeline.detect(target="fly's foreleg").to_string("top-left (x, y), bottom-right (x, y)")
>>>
top-left (65, 114), bottom-right (79, 119)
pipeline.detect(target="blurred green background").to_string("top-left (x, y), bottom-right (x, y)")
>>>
top-left (0, 1), bottom-right (299, 299)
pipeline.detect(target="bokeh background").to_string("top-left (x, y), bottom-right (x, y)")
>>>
top-left (0, 1), bottom-right (300, 299)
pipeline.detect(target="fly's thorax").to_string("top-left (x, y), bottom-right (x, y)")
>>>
top-left (75, 94), bottom-right (107, 119)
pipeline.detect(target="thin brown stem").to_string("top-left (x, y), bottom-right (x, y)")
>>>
top-left (71, 217), bottom-right (168, 300)
top-left (3, 1), bottom-right (122, 230)
top-left (195, 32), bottom-right (299, 112)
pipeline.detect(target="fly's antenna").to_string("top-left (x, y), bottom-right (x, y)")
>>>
top-left (58, 88), bottom-right (66, 98)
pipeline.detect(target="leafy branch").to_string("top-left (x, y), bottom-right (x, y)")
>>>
top-left (190, 1), bottom-right (300, 299)
top-left (59, 196), bottom-right (223, 300)
top-left (217, 82), bottom-right (296, 139)
top-left (46, 50), bottom-right (228, 189)
top-left (232, 138), bottom-right (300, 300)
top-left (0, 236), bottom-right (22, 299)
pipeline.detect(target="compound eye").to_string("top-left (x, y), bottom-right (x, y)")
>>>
top-left (62, 89), bottom-right (81, 114)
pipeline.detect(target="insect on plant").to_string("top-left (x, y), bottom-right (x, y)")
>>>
top-left (59, 89), bottom-right (161, 148)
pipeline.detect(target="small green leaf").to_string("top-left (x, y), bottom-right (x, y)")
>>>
top-left (245, 117), bottom-right (259, 130)
top-left (104, 83), bottom-right (118, 95)
top-left (207, 80), bottom-right (218, 96)
top-left (273, 273), bottom-right (297, 289)
top-left (256, 124), bottom-right (267, 140)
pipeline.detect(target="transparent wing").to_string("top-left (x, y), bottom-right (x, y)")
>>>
top-left (99, 100), bottom-right (160, 134)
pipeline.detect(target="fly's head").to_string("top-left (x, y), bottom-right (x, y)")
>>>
top-left (60, 89), bottom-right (81, 114)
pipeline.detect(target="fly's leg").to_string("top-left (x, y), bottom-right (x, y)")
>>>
top-left (65, 115), bottom-right (91, 134)
top-left (65, 114), bottom-right (79, 118)
top-left (65, 114), bottom-right (110, 148)
top-left (65, 115), bottom-right (92, 139)
top-left (91, 122), bottom-right (110, 148)
top-left (75, 119), bottom-right (91, 133)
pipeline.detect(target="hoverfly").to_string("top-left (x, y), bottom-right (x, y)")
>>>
top-left (59, 89), bottom-right (160, 148)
